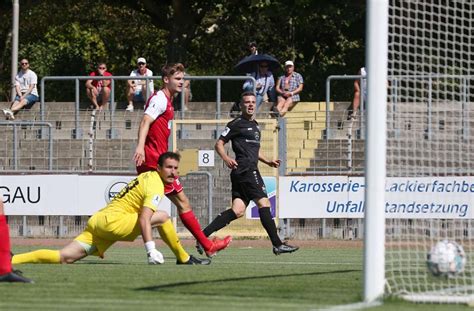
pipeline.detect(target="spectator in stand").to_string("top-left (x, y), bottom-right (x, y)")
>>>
top-left (242, 61), bottom-right (276, 112)
top-left (85, 62), bottom-right (112, 111)
top-left (248, 41), bottom-right (258, 56)
top-left (126, 57), bottom-right (154, 112)
top-left (2, 58), bottom-right (39, 121)
top-left (346, 67), bottom-right (367, 120)
top-left (182, 72), bottom-right (192, 111)
top-left (275, 60), bottom-right (304, 117)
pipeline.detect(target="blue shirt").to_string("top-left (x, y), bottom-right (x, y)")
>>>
top-left (243, 71), bottom-right (275, 96)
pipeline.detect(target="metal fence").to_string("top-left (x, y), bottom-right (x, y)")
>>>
top-left (40, 75), bottom-right (256, 138)
top-left (0, 121), bottom-right (53, 170)
top-left (325, 75), bottom-right (365, 140)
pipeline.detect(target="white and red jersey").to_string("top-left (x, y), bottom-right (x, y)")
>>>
top-left (137, 89), bottom-right (174, 173)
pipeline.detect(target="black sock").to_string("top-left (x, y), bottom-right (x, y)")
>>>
top-left (203, 209), bottom-right (237, 237)
top-left (258, 207), bottom-right (282, 246)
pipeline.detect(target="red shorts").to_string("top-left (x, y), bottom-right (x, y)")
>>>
top-left (136, 165), bottom-right (183, 196)
top-left (165, 176), bottom-right (184, 196)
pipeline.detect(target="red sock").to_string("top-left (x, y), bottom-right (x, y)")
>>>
top-left (0, 215), bottom-right (12, 275)
top-left (179, 210), bottom-right (212, 250)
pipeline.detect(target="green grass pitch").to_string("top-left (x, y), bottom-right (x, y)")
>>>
top-left (1, 243), bottom-right (471, 310)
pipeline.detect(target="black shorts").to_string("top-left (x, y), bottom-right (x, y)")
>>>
top-left (231, 169), bottom-right (267, 205)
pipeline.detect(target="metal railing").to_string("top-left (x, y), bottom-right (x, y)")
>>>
top-left (178, 76), bottom-right (256, 118)
top-left (388, 74), bottom-right (471, 140)
top-left (0, 121), bottom-right (53, 170)
top-left (326, 74), bottom-right (472, 140)
top-left (186, 171), bottom-right (213, 224)
top-left (41, 75), bottom-right (256, 139)
top-left (277, 117), bottom-right (287, 176)
top-left (40, 75), bottom-right (156, 139)
top-left (325, 75), bottom-right (364, 139)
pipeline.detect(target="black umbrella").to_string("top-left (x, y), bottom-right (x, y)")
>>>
top-left (234, 54), bottom-right (280, 74)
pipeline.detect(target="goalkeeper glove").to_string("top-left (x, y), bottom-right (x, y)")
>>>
top-left (144, 241), bottom-right (164, 264)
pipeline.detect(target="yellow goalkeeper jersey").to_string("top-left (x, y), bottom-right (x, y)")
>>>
top-left (99, 170), bottom-right (164, 214)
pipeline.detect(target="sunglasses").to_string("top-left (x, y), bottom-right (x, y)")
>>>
top-left (260, 64), bottom-right (268, 68)
top-left (21, 62), bottom-right (29, 65)
top-left (98, 67), bottom-right (106, 69)
top-left (138, 62), bottom-right (146, 65)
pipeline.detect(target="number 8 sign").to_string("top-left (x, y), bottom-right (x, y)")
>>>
top-left (198, 150), bottom-right (214, 167)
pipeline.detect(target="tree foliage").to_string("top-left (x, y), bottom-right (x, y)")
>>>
top-left (0, 0), bottom-right (364, 102)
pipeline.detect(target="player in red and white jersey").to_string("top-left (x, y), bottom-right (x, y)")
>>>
top-left (133, 63), bottom-right (231, 258)
top-left (136, 88), bottom-right (173, 173)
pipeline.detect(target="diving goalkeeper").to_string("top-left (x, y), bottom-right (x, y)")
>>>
top-left (13, 152), bottom-right (209, 266)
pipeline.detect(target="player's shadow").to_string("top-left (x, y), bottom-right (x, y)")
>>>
top-left (135, 269), bottom-right (359, 292)
top-left (77, 256), bottom-right (178, 265)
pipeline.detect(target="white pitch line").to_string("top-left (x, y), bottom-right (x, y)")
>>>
top-left (315, 301), bottom-right (382, 311)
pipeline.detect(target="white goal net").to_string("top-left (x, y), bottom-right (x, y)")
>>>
top-left (385, 0), bottom-right (474, 303)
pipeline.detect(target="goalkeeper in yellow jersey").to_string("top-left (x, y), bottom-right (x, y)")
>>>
top-left (12, 152), bottom-right (210, 265)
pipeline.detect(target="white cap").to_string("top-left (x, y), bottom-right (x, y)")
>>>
top-left (137, 57), bottom-right (147, 64)
top-left (284, 60), bottom-right (294, 67)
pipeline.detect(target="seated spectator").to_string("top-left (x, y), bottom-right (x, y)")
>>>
top-left (2, 58), bottom-right (39, 120)
top-left (126, 57), bottom-right (154, 112)
top-left (242, 61), bottom-right (276, 112)
top-left (275, 60), bottom-right (304, 117)
top-left (183, 74), bottom-right (192, 110)
top-left (85, 62), bottom-right (112, 111)
top-left (347, 67), bottom-right (367, 120)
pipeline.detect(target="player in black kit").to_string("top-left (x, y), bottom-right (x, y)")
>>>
top-left (197, 91), bottom-right (299, 255)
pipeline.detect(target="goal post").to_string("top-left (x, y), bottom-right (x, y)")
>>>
top-left (364, 0), bottom-right (389, 303)
top-left (366, 0), bottom-right (474, 305)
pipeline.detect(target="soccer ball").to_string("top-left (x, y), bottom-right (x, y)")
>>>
top-left (427, 240), bottom-right (466, 277)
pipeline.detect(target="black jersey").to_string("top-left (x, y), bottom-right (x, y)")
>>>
top-left (219, 117), bottom-right (261, 174)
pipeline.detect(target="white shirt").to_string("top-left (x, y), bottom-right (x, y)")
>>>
top-left (242, 71), bottom-right (275, 96)
top-left (145, 90), bottom-right (167, 120)
top-left (130, 68), bottom-right (154, 93)
top-left (15, 69), bottom-right (38, 97)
